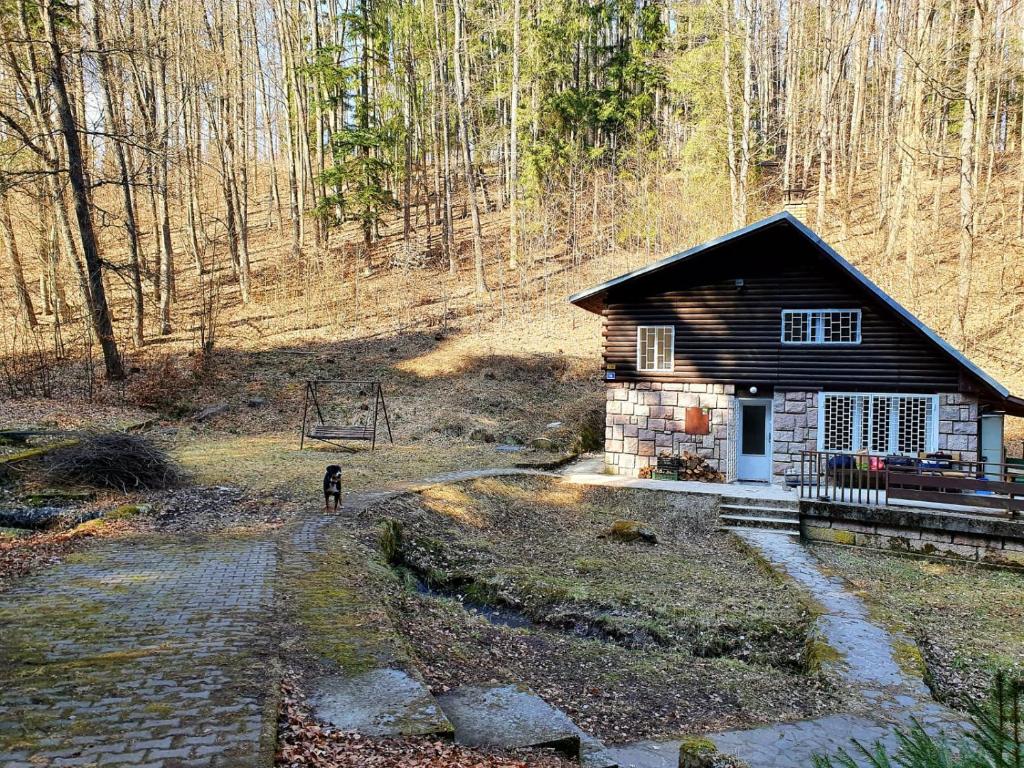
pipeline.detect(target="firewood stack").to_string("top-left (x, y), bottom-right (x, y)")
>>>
top-left (656, 451), bottom-right (725, 482)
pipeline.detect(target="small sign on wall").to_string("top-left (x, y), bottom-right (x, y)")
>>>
top-left (605, 371), bottom-right (616, 381)
top-left (684, 406), bottom-right (711, 435)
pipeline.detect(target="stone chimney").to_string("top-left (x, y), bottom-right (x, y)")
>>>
top-left (783, 188), bottom-right (808, 222)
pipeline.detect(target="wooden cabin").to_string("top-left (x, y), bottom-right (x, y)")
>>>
top-left (569, 212), bottom-right (1024, 485)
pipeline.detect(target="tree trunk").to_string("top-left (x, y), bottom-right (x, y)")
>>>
top-left (452, 0), bottom-right (487, 293)
top-left (0, 192), bottom-right (37, 328)
top-left (41, 0), bottom-right (123, 379)
top-left (957, 0), bottom-right (984, 345)
top-left (508, 0), bottom-right (521, 269)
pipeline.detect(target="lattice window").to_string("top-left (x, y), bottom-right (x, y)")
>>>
top-left (783, 311), bottom-right (811, 343)
top-left (822, 395), bottom-right (855, 451)
top-left (636, 326), bottom-right (674, 372)
top-left (820, 393), bottom-right (937, 455)
top-left (867, 396), bottom-right (891, 453)
top-left (781, 309), bottom-right (861, 344)
top-left (897, 397), bottom-right (932, 454)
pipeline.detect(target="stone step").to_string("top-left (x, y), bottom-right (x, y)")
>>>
top-left (719, 514), bottom-right (800, 532)
top-left (310, 668), bottom-right (454, 738)
top-left (720, 502), bottom-right (800, 519)
top-left (436, 683), bottom-right (618, 767)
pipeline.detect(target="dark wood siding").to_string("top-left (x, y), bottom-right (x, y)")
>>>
top-left (602, 224), bottom-right (962, 392)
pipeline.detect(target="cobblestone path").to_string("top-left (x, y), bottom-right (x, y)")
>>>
top-left (0, 537), bottom-right (278, 768)
top-left (0, 467), bottom-right (551, 768)
top-left (705, 530), bottom-right (969, 768)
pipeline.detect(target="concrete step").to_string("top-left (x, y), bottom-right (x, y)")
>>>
top-left (719, 514), bottom-right (800, 532)
top-left (720, 502), bottom-right (799, 519)
top-left (436, 683), bottom-right (618, 767)
top-left (310, 668), bottom-right (454, 738)
top-left (720, 526), bottom-right (801, 539)
top-left (720, 495), bottom-right (799, 510)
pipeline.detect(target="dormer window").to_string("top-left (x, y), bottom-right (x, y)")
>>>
top-left (637, 326), bottom-right (674, 371)
top-left (781, 309), bottom-right (861, 344)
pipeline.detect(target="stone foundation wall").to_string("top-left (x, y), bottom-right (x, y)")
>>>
top-left (771, 391), bottom-right (818, 484)
top-left (604, 385), bottom-right (983, 484)
top-left (937, 393), bottom-right (980, 462)
top-left (605, 382), bottom-right (735, 478)
top-left (801, 501), bottom-right (1024, 567)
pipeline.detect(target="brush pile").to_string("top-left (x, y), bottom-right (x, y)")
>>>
top-left (42, 432), bottom-right (179, 492)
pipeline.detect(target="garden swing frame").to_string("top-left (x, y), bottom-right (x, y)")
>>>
top-left (299, 380), bottom-right (394, 451)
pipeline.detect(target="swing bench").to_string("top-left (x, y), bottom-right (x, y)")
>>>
top-left (300, 380), bottom-right (394, 451)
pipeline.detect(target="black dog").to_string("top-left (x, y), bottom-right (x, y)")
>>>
top-left (323, 465), bottom-right (343, 511)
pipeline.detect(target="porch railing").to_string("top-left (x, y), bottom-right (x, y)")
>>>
top-left (799, 450), bottom-right (886, 507)
top-left (798, 450), bottom-right (1024, 517)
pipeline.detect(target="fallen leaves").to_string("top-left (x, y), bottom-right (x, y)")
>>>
top-left (276, 679), bottom-right (572, 768)
top-left (0, 513), bottom-right (136, 593)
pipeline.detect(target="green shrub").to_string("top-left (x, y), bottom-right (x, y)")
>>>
top-left (379, 518), bottom-right (403, 565)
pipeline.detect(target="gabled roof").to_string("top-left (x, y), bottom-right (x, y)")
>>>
top-left (569, 211), bottom-right (1015, 403)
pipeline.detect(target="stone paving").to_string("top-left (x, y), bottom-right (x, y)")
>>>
top-left (704, 530), bottom-right (969, 768)
top-left (0, 537), bottom-right (278, 768)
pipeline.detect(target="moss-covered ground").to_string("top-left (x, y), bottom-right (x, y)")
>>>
top-left (344, 476), bottom-right (841, 741)
top-left (370, 477), bottom-right (817, 665)
top-left (812, 544), bottom-right (1024, 710)
top-left (278, 523), bottom-right (417, 676)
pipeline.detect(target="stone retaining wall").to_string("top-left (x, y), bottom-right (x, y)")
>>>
top-left (605, 382), bottom-right (736, 479)
top-left (800, 500), bottom-right (1024, 567)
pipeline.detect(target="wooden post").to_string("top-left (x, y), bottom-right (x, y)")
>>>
top-left (300, 382), bottom-right (310, 449)
top-left (371, 383), bottom-right (379, 452)
top-left (378, 386), bottom-right (394, 443)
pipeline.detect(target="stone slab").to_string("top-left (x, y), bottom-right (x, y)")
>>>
top-left (310, 668), bottom-right (453, 738)
top-left (579, 733), bottom-right (621, 768)
top-left (600, 740), bottom-right (681, 768)
top-left (436, 684), bottom-right (581, 757)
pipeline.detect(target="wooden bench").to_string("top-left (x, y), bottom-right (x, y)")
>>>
top-left (306, 425), bottom-right (375, 442)
top-left (1007, 457), bottom-right (1024, 484)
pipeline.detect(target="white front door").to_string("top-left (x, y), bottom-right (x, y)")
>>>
top-left (737, 399), bottom-right (773, 482)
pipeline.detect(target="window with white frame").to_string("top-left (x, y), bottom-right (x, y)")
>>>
top-left (636, 326), bottom-right (674, 372)
top-left (782, 309), bottom-right (861, 344)
top-left (818, 393), bottom-right (937, 455)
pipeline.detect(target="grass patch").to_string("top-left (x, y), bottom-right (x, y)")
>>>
top-left (812, 544), bottom-right (1024, 710)
top-left (366, 476), bottom-right (816, 668)
top-left (173, 433), bottom-right (533, 499)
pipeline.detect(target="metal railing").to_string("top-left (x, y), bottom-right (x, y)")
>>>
top-left (799, 450), bottom-right (886, 507)
top-left (799, 450), bottom-right (1024, 517)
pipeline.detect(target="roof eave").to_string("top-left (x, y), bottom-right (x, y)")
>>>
top-left (567, 211), bottom-right (793, 312)
top-left (781, 215), bottom-right (1011, 400)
